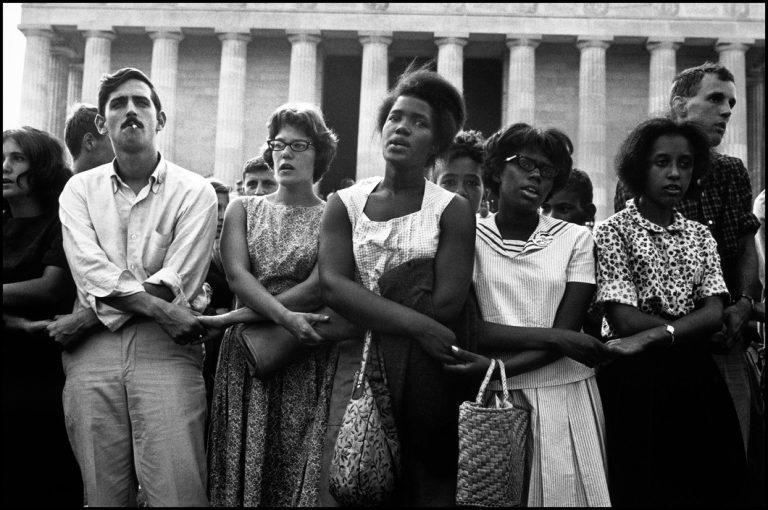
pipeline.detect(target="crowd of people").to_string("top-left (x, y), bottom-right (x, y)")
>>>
top-left (2, 59), bottom-right (764, 508)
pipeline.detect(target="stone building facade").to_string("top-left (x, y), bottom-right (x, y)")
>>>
top-left (18, 3), bottom-right (765, 219)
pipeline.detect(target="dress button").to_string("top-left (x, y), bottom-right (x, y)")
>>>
top-left (130, 234), bottom-right (137, 240)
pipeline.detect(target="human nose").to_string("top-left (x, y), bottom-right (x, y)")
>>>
top-left (668, 163), bottom-right (681, 179)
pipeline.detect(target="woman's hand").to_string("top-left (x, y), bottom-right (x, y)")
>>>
top-left (279, 311), bottom-right (331, 346)
top-left (557, 330), bottom-right (613, 367)
top-left (443, 345), bottom-right (492, 385)
top-left (413, 321), bottom-right (457, 365)
top-left (605, 332), bottom-right (654, 356)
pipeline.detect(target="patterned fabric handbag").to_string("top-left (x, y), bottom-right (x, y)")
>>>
top-left (456, 359), bottom-right (530, 507)
top-left (329, 330), bottom-right (401, 506)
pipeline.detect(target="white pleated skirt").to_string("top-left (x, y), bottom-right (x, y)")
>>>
top-left (506, 376), bottom-right (611, 507)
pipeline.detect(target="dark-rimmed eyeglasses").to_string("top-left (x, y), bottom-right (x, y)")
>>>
top-left (505, 154), bottom-right (559, 180)
top-left (267, 139), bottom-right (314, 152)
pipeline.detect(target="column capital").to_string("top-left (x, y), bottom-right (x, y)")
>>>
top-left (435, 35), bottom-right (468, 48)
top-left (715, 39), bottom-right (754, 53)
top-left (69, 61), bottom-right (84, 71)
top-left (576, 36), bottom-right (612, 51)
top-left (747, 61), bottom-right (765, 78)
top-left (147, 28), bottom-right (185, 42)
top-left (18, 24), bottom-right (54, 38)
top-left (81, 30), bottom-right (117, 41)
top-left (359, 31), bottom-right (393, 46)
top-left (286, 30), bottom-right (322, 45)
top-left (506, 35), bottom-right (542, 49)
top-left (645, 37), bottom-right (683, 52)
top-left (216, 32), bottom-right (251, 43)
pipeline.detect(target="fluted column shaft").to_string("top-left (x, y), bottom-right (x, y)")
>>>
top-left (577, 38), bottom-right (611, 220)
top-left (287, 30), bottom-right (321, 104)
top-left (646, 38), bottom-right (682, 116)
top-left (436, 34), bottom-right (468, 94)
top-left (48, 46), bottom-right (74, 138)
top-left (81, 30), bottom-right (116, 105)
top-left (747, 64), bottom-right (764, 195)
top-left (20, 27), bottom-right (54, 129)
top-left (149, 29), bottom-right (184, 161)
top-left (506, 36), bottom-right (541, 125)
top-left (356, 32), bottom-right (392, 181)
top-left (214, 32), bottom-right (251, 187)
top-left (717, 40), bottom-right (752, 166)
top-left (67, 63), bottom-right (83, 107)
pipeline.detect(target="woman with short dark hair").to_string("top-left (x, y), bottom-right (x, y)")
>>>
top-left (319, 65), bottom-right (476, 505)
top-left (594, 118), bottom-right (747, 506)
top-left (3, 126), bottom-right (82, 507)
top-left (205, 103), bottom-right (341, 506)
top-left (448, 122), bottom-right (612, 506)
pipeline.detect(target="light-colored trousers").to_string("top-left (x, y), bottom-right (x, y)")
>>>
top-left (62, 318), bottom-right (209, 507)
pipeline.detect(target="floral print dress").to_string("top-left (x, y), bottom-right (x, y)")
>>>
top-left (207, 196), bottom-right (335, 507)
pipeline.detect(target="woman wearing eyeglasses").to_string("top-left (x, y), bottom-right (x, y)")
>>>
top-left (448, 123), bottom-right (612, 506)
top-left (205, 103), bottom-right (340, 506)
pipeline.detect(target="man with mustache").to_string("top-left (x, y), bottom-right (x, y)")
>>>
top-left (58, 67), bottom-right (216, 506)
top-left (614, 61), bottom-right (763, 504)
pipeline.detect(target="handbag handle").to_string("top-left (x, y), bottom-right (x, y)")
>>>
top-left (474, 359), bottom-right (512, 406)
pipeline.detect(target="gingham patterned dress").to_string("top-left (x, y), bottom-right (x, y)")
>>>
top-left (338, 177), bottom-right (454, 293)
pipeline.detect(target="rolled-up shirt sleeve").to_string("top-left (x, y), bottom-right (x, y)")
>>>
top-left (60, 177), bottom-right (145, 331)
top-left (143, 183), bottom-right (217, 309)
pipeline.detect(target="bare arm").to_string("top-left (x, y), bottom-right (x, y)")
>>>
top-left (3, 266), bottom-right (71, 309)
top-left (605, 296), bottom-right (725, 356)
top-left (432, 195), bottom-right (476, 322)
top-left (319, 193), bottom-right (457, 364)
top-left (723, 235), bottom-right (761, 341)
top-left (220, 198), bottom-right (326, 344)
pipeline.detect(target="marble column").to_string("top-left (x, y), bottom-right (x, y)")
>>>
top-left (149, 28), bottom-right (184, 161)
top-left (67, 62), bottom-right (83, 107)
top-left (747, 63), bottom-right (764, 195)
top-left (646, 37), bottom-right (682, 117)
top-left (213, 32), bottom-right (251, 187)
top-left (501, 47), bottom-right (510, 127)
top-left (287, 30), bottom-right (321, 105)
top-left (576, 37), bottom-right (611, 221)
top-left (436, 33), bottom-right (468, 94)
top-left (356, 32), bottom-right (392, 180)
top-left (315, 45), bottom-right (325, 108)
top-left (716, 39), bottom-right (753, 166)
top-left (81, 30), bottom-right (116, 105)
top-left (505, 35), bottom-right (541, 126)
top-left (19, 26), bottom-right (54, 130)
top-left (48, 45), bottom-right (75, 138)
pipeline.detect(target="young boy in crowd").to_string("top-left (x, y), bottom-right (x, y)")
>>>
top-left (541, 168), bottom-right (596, 228)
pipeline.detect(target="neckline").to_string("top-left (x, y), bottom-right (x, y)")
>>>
top-left (359, 176), bottom-right (430, 224)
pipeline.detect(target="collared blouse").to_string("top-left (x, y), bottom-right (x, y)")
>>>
top-left (594, 199), bottom-right (729, 339)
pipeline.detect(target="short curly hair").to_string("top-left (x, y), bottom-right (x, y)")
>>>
top-left (3, 126), bottom-right (72, 210)
top-left (559, 168), bottom-right (594, 207)
top-left (377, 62), bottom-right (466, 167)
top-left (440, 129), bottom-right (485, 166)
top-left (262, 103), bottom-right (338, 183)
top-left (482, 123), bottom-right (573, 200)
top-left (615, 117), bottom-right (710, 199)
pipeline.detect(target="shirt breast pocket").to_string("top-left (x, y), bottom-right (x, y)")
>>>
top-left (143, 230), bottom-right (172, 275)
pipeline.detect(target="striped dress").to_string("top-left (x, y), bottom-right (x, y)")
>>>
top-left (473, 213), bottom-right (610, 507)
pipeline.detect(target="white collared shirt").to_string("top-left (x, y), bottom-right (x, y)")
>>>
top-left (59, 154), bottom-right (217, 331)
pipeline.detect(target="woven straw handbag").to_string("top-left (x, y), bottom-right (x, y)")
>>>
top-left (329, 330), bottom-right (401, 506)
top-left (456, 359), bottom-right (530, 507)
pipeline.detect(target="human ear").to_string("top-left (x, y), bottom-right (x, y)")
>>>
top-left (671, 96), bottom-right (687, 119)
top-left (95, 115), bottom-right (108, 135)
top-left (155, 111), bottom-right (166, 132)
top-left (82, 133), bottom-right (94, 151)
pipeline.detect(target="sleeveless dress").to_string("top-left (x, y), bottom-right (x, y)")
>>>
top-left (320, 177), bottom-right (459, 506)
top-left (207, 196), bottom-right (335, 507)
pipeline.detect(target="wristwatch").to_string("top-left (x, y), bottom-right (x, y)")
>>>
top-left (663, 324), bottom-right (675, 346)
